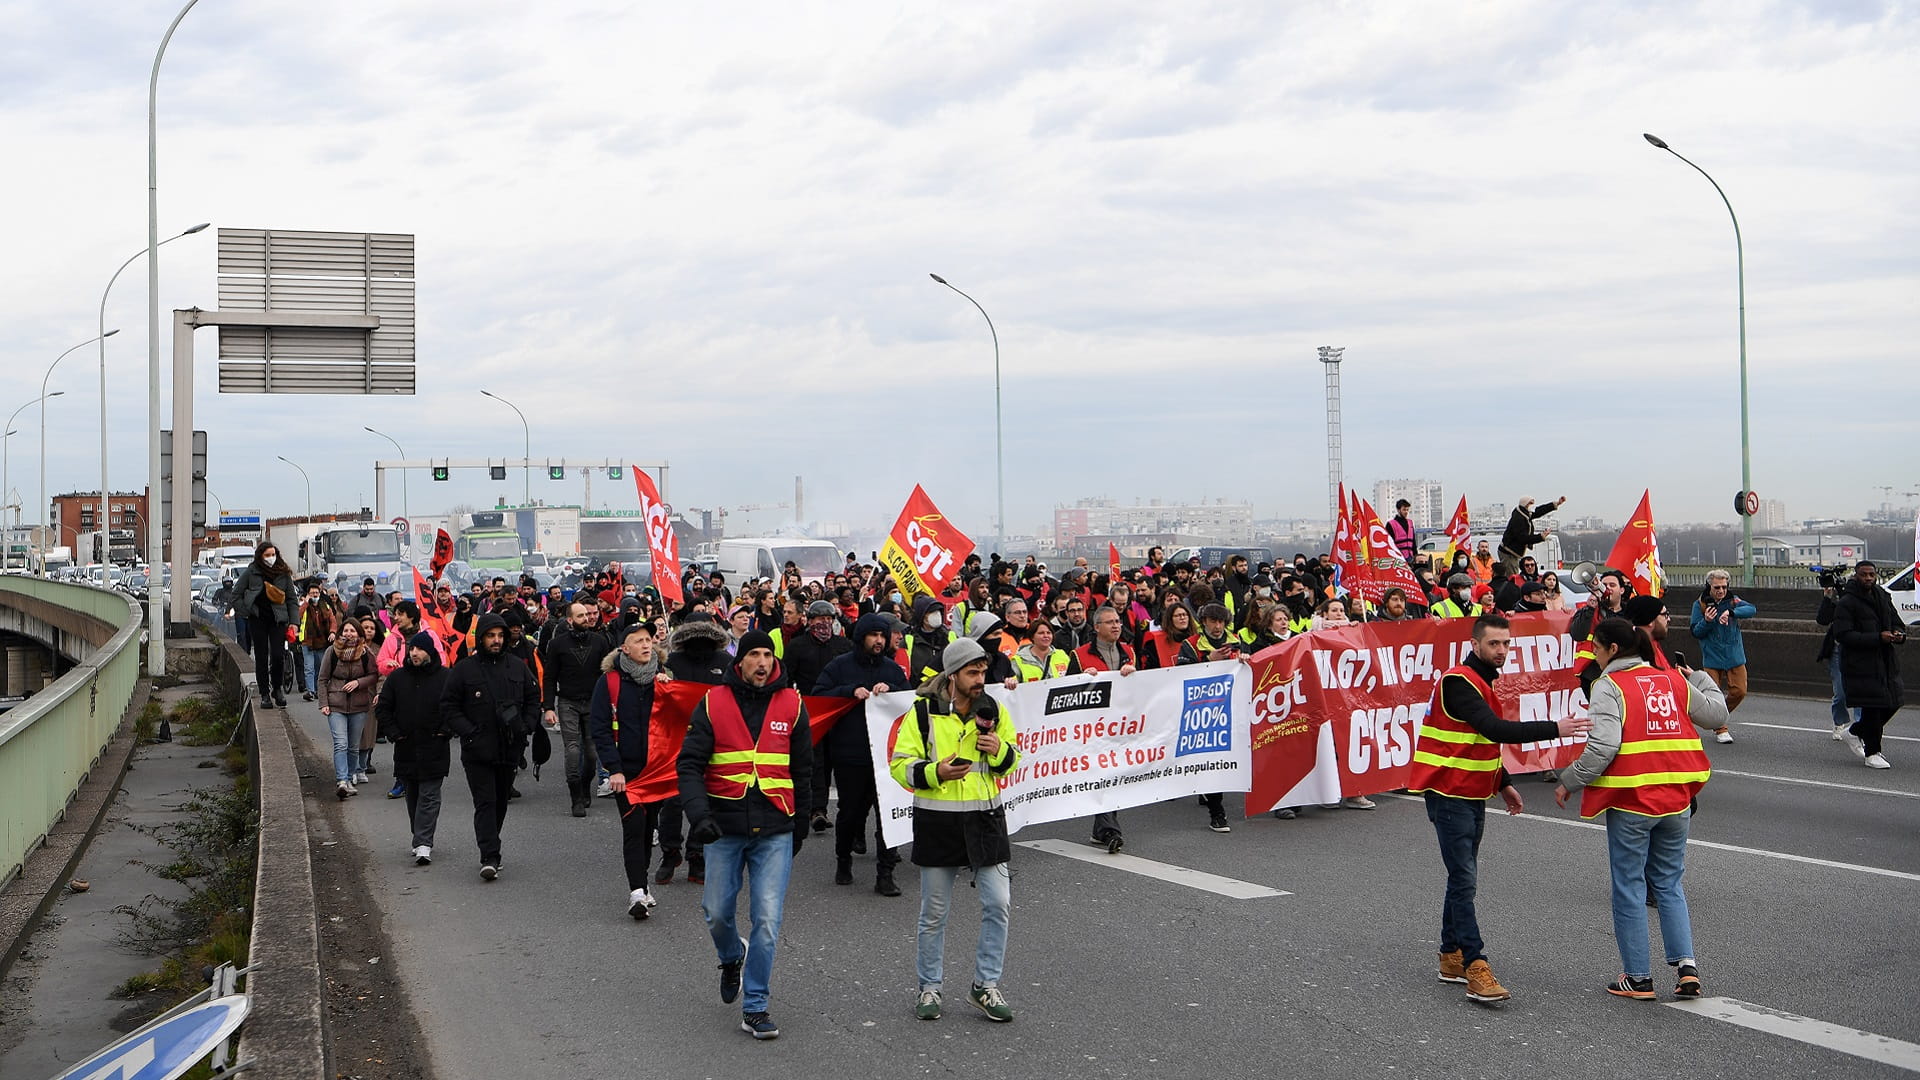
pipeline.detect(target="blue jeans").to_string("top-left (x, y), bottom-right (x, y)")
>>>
top-left (1829, 648), bottom-right (1862, 728)
top-left (1425, 793), bottom-right (1486, 965)
top-left (329, 710), bottom-right (367, 784)
top-left (701, 833), bottom-right (795, 1015)
top-left (1605, 809), bottom-right (1695, 978)
top-left (917, 862), bottom-right (1011, 992)
top-left (303, 646), bottom-right (326, 695)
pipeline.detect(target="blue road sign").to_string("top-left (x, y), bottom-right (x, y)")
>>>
top-left (51, 995), bottom-right (250, 1080)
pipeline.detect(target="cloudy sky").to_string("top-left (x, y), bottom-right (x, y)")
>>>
top-left (3, 0), bottom-right (1914, 542)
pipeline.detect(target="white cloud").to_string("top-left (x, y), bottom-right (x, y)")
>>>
top-left (0, 0), bottom-right (1913, 542)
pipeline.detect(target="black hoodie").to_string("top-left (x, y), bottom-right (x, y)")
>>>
top-left (439, 612), bottom-right (542, 766)
top-left (814, 613), bottom-right (909, 762)
top-left (677, 657), bottom-right (813, 837)
top-left (665, 619), bottom-right (731, 684)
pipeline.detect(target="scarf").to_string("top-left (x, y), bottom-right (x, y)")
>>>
top-left (617, 652), bottom-right (661, 685)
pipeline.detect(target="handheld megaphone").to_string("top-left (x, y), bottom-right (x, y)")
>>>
top-left (1569, 562), bottom-right (1599, 589)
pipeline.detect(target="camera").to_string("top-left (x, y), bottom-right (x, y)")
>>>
top-left (1812, 565), bottom-right (1847, 590)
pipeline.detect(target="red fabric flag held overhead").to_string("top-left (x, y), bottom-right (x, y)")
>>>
top-left (429, 528), bottom-right (454, 580)
top-left (631, 467), bottom-right (683, 607)
top-left (1442, 497), bottom-right (1471, 568)
top-left (1356, 498), bottom-right (1427, 604)
top-left (1330, 484), bottom-right (1356, 597)
top-left (1605, 489), bottom-right (1665, 598)
top-left (1108, 543), bottom-right (1123, 581)
top-left (876, 485), bottom-right (974, 604)
top-left (411, 568), bottom-right (457, 663)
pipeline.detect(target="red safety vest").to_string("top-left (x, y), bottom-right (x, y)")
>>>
top-left (1074, 641), bottom-right (1135, 674)
top-left (702, 684), bottom-right (800, 816)
top-left (1580, 666), bottom-right (1711, 819)
top-left (1406, 665), bottom-right (1504, 800)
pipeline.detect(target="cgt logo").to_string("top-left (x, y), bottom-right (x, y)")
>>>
top-left (1251, 667), bottom-right (1307, 725)
top-left (770, 720), bottom-right (791, 734)
top-left (904, 515), bottom-right (956, 580)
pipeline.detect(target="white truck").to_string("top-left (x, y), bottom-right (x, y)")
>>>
top-left (271, 521), bottom-right (409, 593)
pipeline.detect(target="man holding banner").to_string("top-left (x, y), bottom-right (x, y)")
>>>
top-left (1407, 614), bottom-right (1590, 1003)
top-left (889, 637), bottom-right (1020, 1024)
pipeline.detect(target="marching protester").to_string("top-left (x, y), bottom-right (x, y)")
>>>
top-left (542, 600), bottom-right (616, 817)
top-left (589, 621), bottom-right (671, 919)
top-left (319, 620), bottom-right (378, 798)
top-left (784, 600), bottom-right (852, 836)
top-left (376, 631), bottom-right (453, 865)
top-left (678, 631), bottom-right (813, 1040)
top-left (1407, 614), bottom-right (1591, 1002)
top-left (441, 613), bottom-right (542, 881)
top-left (1007, 617), bottom-right (1077, 683)
top-left (1552, 617), bottom-right (1726, 1000)
top-left (1431, 574), bottom-right (1480, 619)
top-left (657, 613), bottom-right (733, 883)
top-left (1689, 570), bottom-right (1753, 743)
top-left (1831, 561), bottom-right (1908, 770)
top-left (296, 580), bottom-right (337, 702)
top-left (232, 540), bottom-right (298, 710)
top-left (1075, 606), bottom-right (1136, 852)
top-left (889, 636), bottom-right (1020, 1023)
top-left (814, 612), bottom-right (909, 895)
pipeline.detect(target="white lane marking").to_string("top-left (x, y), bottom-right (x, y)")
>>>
top-left (1015, 838), bottom-right (1290, 899)
top-left (1711, 768), bottom-right (1920, 800)
top-left (1379, 794), bottom-right (1920, 883)
top-left (1740, 721), bottom-right (1920, 744)
top-left (1668, 997), bottom-right (1920, 1073)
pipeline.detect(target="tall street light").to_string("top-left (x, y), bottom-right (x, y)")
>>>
top-left (479, 390), bottom-right (530, 506)
top-left (277, 455), bottom-right (312, 522)
top-left (43, 333), bottom-right (117, 567)
top-left (363, 426), bottom-right (408, 520)
top-left (4, 393), bottom-right (62, 570)
top-left (1644, 132), bottom-right (1752, 587)
top-left (102, 222), bottom-right (208, 569)
top-left (147, 0), bottom-right (202, 674)
top-left (929, 274), bottom-right (1004, 554)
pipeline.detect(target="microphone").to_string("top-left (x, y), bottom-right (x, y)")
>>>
top-left (973, 701), bottom-right (998, 733)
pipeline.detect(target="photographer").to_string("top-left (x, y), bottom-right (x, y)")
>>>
top-left (1688, 569), bottom-right (1752, 743)
top-left (1831, 561), bottom-right (1907, 770)
top-left (890, 638), bottom-right (1021, 1023)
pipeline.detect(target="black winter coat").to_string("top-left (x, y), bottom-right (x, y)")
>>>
top-left (677, 661), bottom-right (812, 837)
top-left (542, 624), bottom-right (613, 706)
top-left (665, 621), bottom-right (731, 684)
top-left (813, 614), bottom-right (907, 762)
top-left (439, 646), bottom-right (542, 766)
top-left (588, 654), bottom-right (656, 781)
top-left (376, 662), bottom-right (452, 780)
top-left (781, 631), bottom-right (851, 700)
top-left (1832, 580), bottom-right (1907, 711)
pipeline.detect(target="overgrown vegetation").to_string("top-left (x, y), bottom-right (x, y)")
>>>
top-left (134, 699), bottom-right (163, 742)
top-left (169, 680), bottom-right (245, 746)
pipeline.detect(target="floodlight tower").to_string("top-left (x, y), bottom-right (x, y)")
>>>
top-left (1319, 346), bottom-right (1345, 528)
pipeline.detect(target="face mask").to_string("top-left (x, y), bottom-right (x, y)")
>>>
top-left (1454, 590), bottom-right (1472, 605)
top-left (923, 613), bottom-right (942, 631)
top-left (889, 592), bottom-right (902, 605)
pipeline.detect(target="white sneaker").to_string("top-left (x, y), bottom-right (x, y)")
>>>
top-left (1846, 733), bottom-right (1867, 759)
top-left (1713, 730), bottom-right (1733, 744)
top-left (1865, 753), bottom-right (1891, 770)
top-left (595, 777), bottom-right (614, 798)
top-left (413, 846), bottom-right (432, 866)
top-left (355, 771), bottom-right (370, 784)
top-left (1341, 795), bottom-right (1377, 810)
top-left (1832, 725), bottom-right (1849, 741)
top-left (627, 888), bottom-right (653, 920)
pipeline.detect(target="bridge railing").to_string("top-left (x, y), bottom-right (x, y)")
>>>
top-left (0, 578), bottom-right (143, 887)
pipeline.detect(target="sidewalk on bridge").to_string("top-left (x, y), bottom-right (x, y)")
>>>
top-left (0, 681), bottom-right (227, 1077)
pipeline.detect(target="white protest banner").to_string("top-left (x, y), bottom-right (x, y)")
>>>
top-left (866, 661), bottom-right (1253, 849)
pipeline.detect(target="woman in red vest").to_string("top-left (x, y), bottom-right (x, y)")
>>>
top-left (1554, 618), bottom-right (1728, 1001)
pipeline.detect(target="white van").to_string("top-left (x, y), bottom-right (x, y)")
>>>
top-left (716, 538), bottom-right (842, 585)
top-left (1418, 531), bottom-right (1565, 571)
top-left (1885, 562), bottom-right (1918, 625)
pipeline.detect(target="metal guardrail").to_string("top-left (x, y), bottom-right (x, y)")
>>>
top-left (0, 578), bottom-right (143, 888)
top-left (1662, 564), bottom-right (1824, 589)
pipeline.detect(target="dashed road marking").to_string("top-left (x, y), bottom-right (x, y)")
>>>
top-left (1712, 768), bottom-right (1920, 800)
top-left (1016, 838), bottom-right (1289, 898)
top-left (1740, 721), bottom-right (1920, 744)
top-left (1669, 997), bottom-right (1920, 1072)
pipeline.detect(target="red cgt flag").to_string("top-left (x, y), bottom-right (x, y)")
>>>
top-left (1605, 490), bottom-right (1665, 598)
top-left (1108, 543), bottom-right (1122, 581)
top-left (1357, 498), bottom-right (1427, 604)
top-left (411, 568), bottom-right (458, 663)
top-left (631, 467), bottom-right (683, 607)
top-left (429, 528), bottom-right (454, 580)
top-left (1443, 497), bottom-right (1471, 567)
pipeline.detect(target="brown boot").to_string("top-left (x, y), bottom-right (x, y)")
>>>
top-left (1464, 959), bottom-right (1510, 1002)
top-left (1438, 950), bottom-right (1467, 984)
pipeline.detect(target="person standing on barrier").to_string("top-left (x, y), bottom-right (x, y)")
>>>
top-left (378, 631), bottom-right (452, 865)
top-left (890, 637), bottom-right (1020, 1023)
top-left (232, 541), bottom-right (297, 710)
top-left (441, 612), bottom-right (541, 881)
top-left (1552, 617), bottom-right (1725, 1000)
top-left (1407, 614), bottom-right (1591, 1003)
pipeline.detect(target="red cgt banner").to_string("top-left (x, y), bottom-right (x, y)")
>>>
top-left (620, 679), bottom-right (861, 804)
top-left (1245, 612), bottom-right (1589, 814)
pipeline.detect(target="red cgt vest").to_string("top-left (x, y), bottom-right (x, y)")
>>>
top-left (1407, 665), bottom-right (1504, 801)
top-left (1580, 665), bottom-right (1711, 819)
top-left (702, 684), bottom-right (800, 816)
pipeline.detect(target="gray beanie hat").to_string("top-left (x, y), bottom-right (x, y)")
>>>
top-left (940, 635), bottom-right (988, 676)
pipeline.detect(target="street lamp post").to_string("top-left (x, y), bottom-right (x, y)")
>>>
top-left (276, 456), bottom-right (313, 522)
top-left (1644, 132), bottom-right (1752, 587)
top-left (363, 426), bottom-right (408, 520)
top-left (42, 335), bottom-right (116, 568)
top-left (4, 394), bottom-right (62, 571)
top-left (102, 223), bottom-right (208, 575)
top-left (928, 274), bottom-right (1004, 554)
top-left (479, 390), bottom-right (530, 506)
